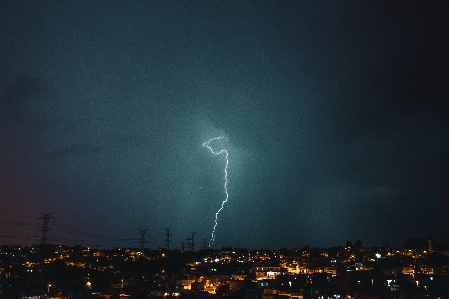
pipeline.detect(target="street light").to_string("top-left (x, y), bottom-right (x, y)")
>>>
top-left (47, 282), bottom-right (52, 295)
top-left (86, 274), bottom-right (92, 289)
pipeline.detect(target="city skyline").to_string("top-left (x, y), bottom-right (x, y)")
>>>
top-left (1, 1), bottom-right (449, 250)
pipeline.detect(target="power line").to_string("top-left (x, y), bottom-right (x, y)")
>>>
top-left (1, 212), bottom-right (211, 250)
top-left (0, 221), bottom-right (32, 225)
top-left (53, 225), bottom-right (112, 239)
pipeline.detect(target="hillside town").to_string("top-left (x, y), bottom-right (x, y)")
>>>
top-left (1, 238), bottom-right (449, 299)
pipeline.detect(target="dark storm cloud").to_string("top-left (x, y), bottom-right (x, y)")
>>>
top-left (1, 1), bottom-right (448, 249)
top-left (1, 74), bottom-right (38, 111)
top-left (0, 74), bottom-right (48, 125)
top-left (42, 136), bottom-right (155, 160)
top-left (42, 144), bottom-right (102, 160)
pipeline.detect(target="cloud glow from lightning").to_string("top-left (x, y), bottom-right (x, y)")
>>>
top-left (203, 136), bottom-right (229, 247)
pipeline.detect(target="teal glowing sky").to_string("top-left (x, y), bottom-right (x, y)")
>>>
top-left (1, 1), bottom-right (449, 249)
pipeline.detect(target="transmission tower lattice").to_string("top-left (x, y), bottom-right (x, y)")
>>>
top-left (165, 227), bottom-right (172, 249)
top-left (202, 238), bottom-right (208, 250)
top-left (186, 232), bottom-right (196, 251)
top-left (38, 212), bottom-right (54, 245)
top-left (136, 229), bottom-right (149, 249)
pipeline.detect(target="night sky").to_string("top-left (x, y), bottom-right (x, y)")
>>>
top-left (1, 1), bottom-right (449, 250)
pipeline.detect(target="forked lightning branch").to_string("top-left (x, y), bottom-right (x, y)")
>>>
top-left (203, 136), bottom-right (229, 247)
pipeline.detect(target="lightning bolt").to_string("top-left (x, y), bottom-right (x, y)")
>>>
top-left (203, 136), bottom-right (229, 247)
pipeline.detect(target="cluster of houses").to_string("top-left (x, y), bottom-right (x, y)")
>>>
top-left (1, 238), bottom-right (449, 298)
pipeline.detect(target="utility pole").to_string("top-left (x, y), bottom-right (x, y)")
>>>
top-left (186, 232), bottom-right (196, 251)
top-left (38, 212), bottom-right (54, 245)
top-left (136, 229), bottom-right (149, 249)
top-left (186, 236), bottom-right (192, 251)
top-left (180, 242), bottom-right (185, 252)
top-left (164, 227), bottom-right (172, 250)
